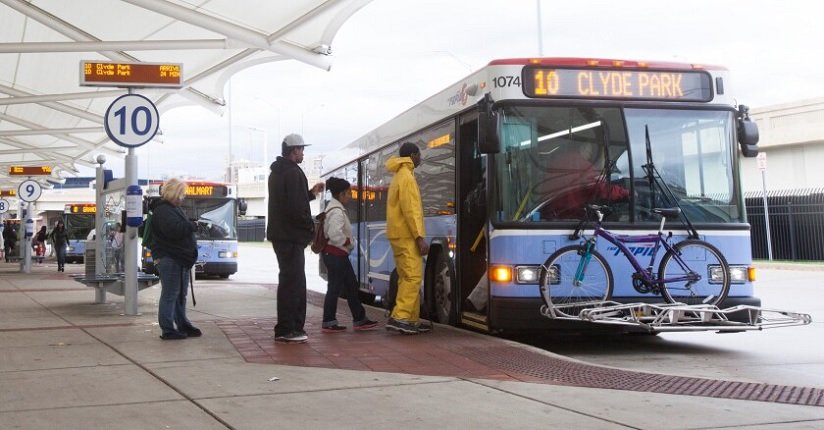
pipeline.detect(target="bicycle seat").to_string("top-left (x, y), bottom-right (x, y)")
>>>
top-left (651, 207), bottom-right (681, 218)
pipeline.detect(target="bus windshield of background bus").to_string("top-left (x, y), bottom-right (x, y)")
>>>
top-left (493, 106), bottom-right (741, 224)
top-left (179, 199), bottom-right (237, 240)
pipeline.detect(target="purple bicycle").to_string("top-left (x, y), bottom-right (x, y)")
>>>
top-left (539, 204), bottom-right (731, 318)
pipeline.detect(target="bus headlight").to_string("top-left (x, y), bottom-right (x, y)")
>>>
top-left (515, 266), bottom-right (541, 284)
top-left (218, 251), bottom-right (236, 258)
top-left (709, 265), bottom-right (749, 284)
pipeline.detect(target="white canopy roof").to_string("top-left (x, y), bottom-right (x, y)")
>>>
top-left (0, 0), bottom-right (371, 189)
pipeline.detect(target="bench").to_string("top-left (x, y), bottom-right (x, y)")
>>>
top-left (71, 273), bottom-right (159, 304)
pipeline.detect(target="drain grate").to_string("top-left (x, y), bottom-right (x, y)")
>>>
top-left (461, 346), bottom-right (824, 407)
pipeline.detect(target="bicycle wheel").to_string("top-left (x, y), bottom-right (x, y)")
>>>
top-left (657, 239), bottom-right (730, 306)
top-left (539, 245), bottom-right (613, 318)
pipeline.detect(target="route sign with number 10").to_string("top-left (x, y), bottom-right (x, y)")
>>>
top-left (104, 93), bottom-right (159, 148)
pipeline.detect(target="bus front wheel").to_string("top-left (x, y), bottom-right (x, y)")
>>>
top-left (429, 249), bottom-right (456, 325)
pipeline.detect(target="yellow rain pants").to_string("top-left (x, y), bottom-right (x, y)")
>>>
top-left (389, 237), bottom-right (422, 322)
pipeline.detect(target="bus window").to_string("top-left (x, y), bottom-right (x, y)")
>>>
top-left (494, 106), bottom-right (630, 223)
top-left (626, 109), bottom-right (740, 223)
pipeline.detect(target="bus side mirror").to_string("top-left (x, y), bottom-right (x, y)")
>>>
top-left (737, 105), bottom-right (759, 157)
top-left (477, 93), bottom-right (500, 154)
top-left (238, 198), bottom-right (248, 216)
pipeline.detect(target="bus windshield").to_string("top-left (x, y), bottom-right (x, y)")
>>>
top-left (178, 198), bottom-right (238, 240)
top-left (493, 105), bottom-right (742, 224)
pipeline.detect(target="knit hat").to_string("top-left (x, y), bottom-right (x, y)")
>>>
top-left (399, 142), bottom-right (420, 157)
top-left (325, 177), bottom-right (351, 197)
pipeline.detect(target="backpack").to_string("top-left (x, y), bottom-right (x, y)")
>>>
top-left (140, 211), bottom-right (154, 249)
top-left (310, 207), bottom-right (342, 254)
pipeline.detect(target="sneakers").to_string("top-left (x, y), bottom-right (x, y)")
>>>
top-left (275, 331), bottom-right (308, 343)
top-left (354, 319), bottom-right (379, 331)
top-left (160, 331), bottom-right (187, 340)
top-left (415, 322), bottom-right (432, 333)
top-left (321, 324), bottom-right (347, 333)
top-left (385, 318), bottom-right (420, 335)
top-left (183, 326), bottom-right (202, 337)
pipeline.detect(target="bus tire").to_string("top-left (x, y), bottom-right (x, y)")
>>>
top-left (428, 248), bottom-right (456, 325)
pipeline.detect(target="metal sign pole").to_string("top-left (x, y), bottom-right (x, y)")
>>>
top-left (757, 151), bottom-right (773, 262)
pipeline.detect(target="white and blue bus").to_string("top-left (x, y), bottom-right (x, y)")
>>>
top-left (142, 181), bottom-right (242, 278)
top-left (63, 203), bottom-right (97, 263)
top-left (321, 57), bottom-right (760, 333)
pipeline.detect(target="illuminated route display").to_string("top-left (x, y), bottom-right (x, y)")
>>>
top-left (521, 66), bottom-right (713, 102)
top-left (8, 166), bottom-right (51, 176)
top-left (80, 61), bottom-right (183, 88)
top-left (185, 183), bottom-right (228, 197)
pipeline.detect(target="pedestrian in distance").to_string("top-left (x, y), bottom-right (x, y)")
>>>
top-left (109, 222), bottom-right (124, 272)
top-left (150, 178), bottom-right (201, 340)
top-left (267, 133), bottom-right (324, 344)
top-left (385, 142), bottom-right (430, 335)
top-left (2, 221), bottom-right (17, 263)
top-left (34, 225), bottom-right (47, 264)
top-left (319, 177), bottom-right (378, 333)
top-left (48, 221), bottom-right (68, 271)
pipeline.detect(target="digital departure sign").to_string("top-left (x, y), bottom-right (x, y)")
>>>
top-left (80, 61), bottom-right (183, 88)
top-left (66, 203), bottom-right (96, 214)
top-left (8, 166), bottom-right (51, 176)
top-left (521, 66), bottom-right (713, 102)
top-left (0, 190), bottom-right (16, 197)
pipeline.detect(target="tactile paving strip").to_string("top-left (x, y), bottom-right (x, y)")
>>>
top-left (217, 289), bottom-right (824, 407)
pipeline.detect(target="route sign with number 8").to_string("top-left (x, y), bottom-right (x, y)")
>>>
top-left (18, 179), bottom-right (41, 202)
top-left (0, 199), bottom-right (9, 214)
top-left (104, 94), bottom-right (159, 148)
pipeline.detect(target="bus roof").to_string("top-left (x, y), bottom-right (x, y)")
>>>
top-left (487, 57), bottom-right (727, 71)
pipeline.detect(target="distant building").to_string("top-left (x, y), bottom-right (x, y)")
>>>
top-left (742, 98), bottom-right (824, 193)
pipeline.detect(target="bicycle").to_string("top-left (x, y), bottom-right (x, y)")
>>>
top-left (539, 204), bottom-right (731, 318)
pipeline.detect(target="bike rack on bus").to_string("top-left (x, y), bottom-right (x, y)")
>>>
top-left (540, 301), bottom-right (812, 333)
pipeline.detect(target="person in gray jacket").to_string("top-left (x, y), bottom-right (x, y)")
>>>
top-left (319, 177), bottom-right (378, 333)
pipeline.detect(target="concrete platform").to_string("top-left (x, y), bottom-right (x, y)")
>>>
top-left (2, 257), bottom-right (824, 429)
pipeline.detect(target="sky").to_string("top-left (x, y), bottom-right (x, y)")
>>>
top-left (123, 0), bottom-right (824, 180)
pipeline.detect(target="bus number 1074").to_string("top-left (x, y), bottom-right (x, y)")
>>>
top-left (492, 76), bottom-right (521, 88)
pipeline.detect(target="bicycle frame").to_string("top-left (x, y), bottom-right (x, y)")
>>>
top-left (574, 216), bottom-right (698, 287)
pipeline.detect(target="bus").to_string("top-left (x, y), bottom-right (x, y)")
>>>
top-left (141, 181), bottom-right (242, 278)
top-left (63, 203), bottom-right (97, 263)
top-left (320, 57), bottom-right (760, 333)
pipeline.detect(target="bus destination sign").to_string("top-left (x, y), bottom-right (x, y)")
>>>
top-left (0, 190), bottom-right (16, 197)
top-left (67, 203), bottom-right (96, 214)
top-left (80, 61), bottom-right (183, 88)
top-left (185, 183), bottom-right (228, 198)
top-left (8, 166), bottom-right (52, 176)
top-left (521, 66), bottom-right (713, 102)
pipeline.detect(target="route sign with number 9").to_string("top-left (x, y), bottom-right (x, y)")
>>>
top-left (0, 199), bottom-right (9, 214)
top-left (104, 93), bottom-right (159, 148)
top-left (18, 179), bottom-right (41, 202)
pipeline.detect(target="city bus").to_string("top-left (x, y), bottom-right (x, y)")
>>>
top-left (141, 180), bottom-right (242, 278)
top-left (63, 203), bottom-right (96, 263)
top-left (320, 57), bottom-right (760, 333)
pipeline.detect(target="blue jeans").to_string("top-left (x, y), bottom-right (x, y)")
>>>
top-left (321, 252), bottom-right (366, 326)
top-left (55, 244), bottom-right (66, 267)
top-left (157, 257), bottom-right (193, 336)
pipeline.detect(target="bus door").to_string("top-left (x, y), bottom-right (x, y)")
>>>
top-left (362, 149), bottom-right (395, 303)
top-left (457, 114), bottom-right (489, 329)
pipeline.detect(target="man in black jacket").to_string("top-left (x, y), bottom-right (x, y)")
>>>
top-left (267, 133), bottom-right (324, 343)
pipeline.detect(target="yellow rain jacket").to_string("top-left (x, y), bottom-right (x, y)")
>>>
top-left (385, 156), bottom-right (425, 240)
top-left (385, 155), bottom-right (426, 323)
